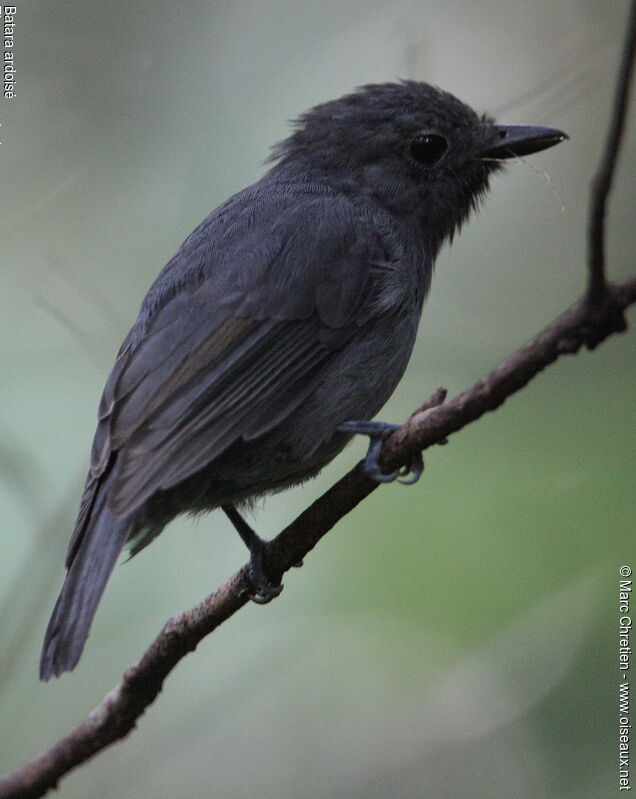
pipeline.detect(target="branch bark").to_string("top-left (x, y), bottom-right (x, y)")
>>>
top-left (587, 0), bottom-right (636, 303)
top-left (1, 6), bottom-right (634, 797)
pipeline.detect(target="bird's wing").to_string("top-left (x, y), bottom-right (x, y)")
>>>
top-left (90, 193), bottom-right (397, 516)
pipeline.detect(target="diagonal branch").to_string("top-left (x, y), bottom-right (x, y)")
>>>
top-left (1, 6), bottom-right (635, 799)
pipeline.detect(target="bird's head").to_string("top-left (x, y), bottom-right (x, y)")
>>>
top-left (271, 81), bottom-right (567, 254)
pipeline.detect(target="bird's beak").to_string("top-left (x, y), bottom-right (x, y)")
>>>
top-left (481, 125), bottom-right (568, 159)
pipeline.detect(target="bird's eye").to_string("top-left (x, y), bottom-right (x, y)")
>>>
top-left (409, 133), bottom-right (448, 166)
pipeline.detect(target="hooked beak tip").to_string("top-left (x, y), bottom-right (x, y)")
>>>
top-left (482, 124), bottom-right (568, 159)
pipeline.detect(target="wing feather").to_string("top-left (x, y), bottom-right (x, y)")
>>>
top-left (109, 317), bottom-right (330, 511)
top-left (91, 190), bottom-right (400, 517)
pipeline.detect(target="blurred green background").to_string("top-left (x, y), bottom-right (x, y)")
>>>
top-left (1, 1), bottom-right (634, 797)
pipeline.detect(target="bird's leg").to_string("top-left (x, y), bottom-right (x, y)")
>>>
top-left (222, 504), bottom-right (283, 604)
top-left (337, 420), bottom-right (424, 485)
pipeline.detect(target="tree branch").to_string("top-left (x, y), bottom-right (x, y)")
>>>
top-left (1, 7), bottom-right (634, 798)
top-left (587, 0), bottom-right (636, 303)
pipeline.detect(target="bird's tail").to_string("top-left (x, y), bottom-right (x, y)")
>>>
top-left (40, 470), bottom-right (132, 680)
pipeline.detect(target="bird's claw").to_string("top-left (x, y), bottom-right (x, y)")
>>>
top-left (337, 420), bottom-right (424, 485)
top-left (363, 448), bottom-right (424, 484)
top-left (396, 450), bottom-right (424, 484)
top-left (222, 504), bottom-right (284, 605)
top-left (246, 536), bottom-right (283, 604)
top-left (247, 578), bottom-right (283, 604)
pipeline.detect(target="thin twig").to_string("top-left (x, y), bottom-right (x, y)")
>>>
top-left (587, 0), bottom-right (636, 303)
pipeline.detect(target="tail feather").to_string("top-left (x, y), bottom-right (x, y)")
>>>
top-left (40, 473), bottom-right (132, 681)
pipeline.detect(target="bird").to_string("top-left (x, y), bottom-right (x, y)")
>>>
top-left (40, 80), bottom-right (567, 680)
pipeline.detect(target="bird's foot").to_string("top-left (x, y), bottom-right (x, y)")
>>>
top-left (246, 535), bottom-right (284, 604)
top-left (337, 420), bottom-right (424, 485)
top-left (222, 505), bottom-right (283, 604)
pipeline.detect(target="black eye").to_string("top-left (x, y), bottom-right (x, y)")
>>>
top-left (409, 133), bottom-right (448, 165)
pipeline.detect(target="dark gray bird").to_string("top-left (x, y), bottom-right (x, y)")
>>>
top-left (40, 81), bottom-right (567, 680)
